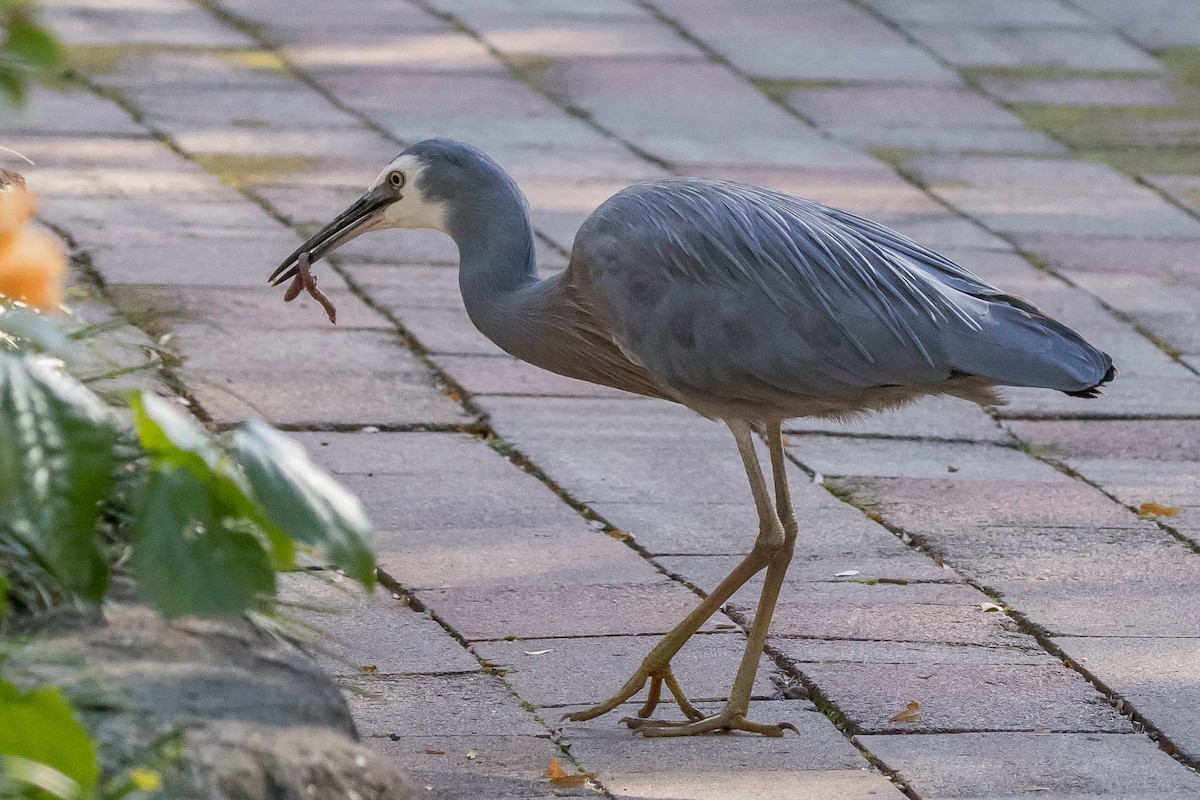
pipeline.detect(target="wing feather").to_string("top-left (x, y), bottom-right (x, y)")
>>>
top-left (577, 178), bottom-right (1113, 403)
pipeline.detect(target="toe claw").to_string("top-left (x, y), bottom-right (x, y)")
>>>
top-left (778, 722), bottom-right (800, 736)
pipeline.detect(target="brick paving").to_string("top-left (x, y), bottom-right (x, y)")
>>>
top-left (8, 0), bottom-right (1200, 797)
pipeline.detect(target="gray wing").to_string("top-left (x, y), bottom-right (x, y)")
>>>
top-left (573, 178), bottom-right (1112, 406)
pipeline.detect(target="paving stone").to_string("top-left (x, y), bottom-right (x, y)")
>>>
top-left (776, 638), bottom-right (1056, 667)
top-left (860, 731), bottom-right (1200, 798)
top-left (605, 769), bottom-right (906, 800)
top-left (287, 30), bottom-right (501, 74)
top-left (564, 700), bottom-right (904, 800)
top-left (88, 228), bottom-right (314, 287)
top-left (829, 125), bottom-right (1066, 156)
top-left (587, 491), bottom-right (913, 557)
top-left (432, 354), bottom-right (635, 398)
top-left (42, 2), bottom-right (255, 47)
top-left (910, 524), bottom-right (1188, 585)
top-left (789, 436), bottom-right (1068, 482)
top-left (1052, 636), bottom-right (1200, 762)
top-left (998, 375), bottom-right (1200, 419)
top-left (865, 0), bottom-right (1098, 27)
top-left (786, 85), bottom-right (1025, 129)
top-left (1005, 419), bottom-right (1200, 461)
top-left (650, 0), bottom-right (958, 84)
top-left (784, 395), bottom-right (1009, 443)
top-left (298, 432), bottom-right (585, 533)
top-left (1016, 232), bottom-right (1200, 285)
top-left (171, 327), bottom-right (419, 374)
top-left (1062, 270), bottom-right (1200, 355)
top-left (1069, 458), bottom-right (1200, 509)
top-left (1079, 0), bottom-right (1200, 49)
top-left (660, 549), bottom-right (952, 587)
top-left (0, 86), bottom-right (145, 136)
top-left (806, 661), bottom-right (1127, 734)
top-left (680, 163), bottom-right (942, 217)
top-left (188, 368), bottom-right (470, 427)
top-left (377, 526), bottom-right (664, 590)
top-left (121, 83), bottom-right (365, 133)
top-left (366, 734), bottom-right (571, 800)
top-left (563, 698), bottom-right (859, 769)
top-left (991, 575), bottom-right (1200, 637)
top-left (87, 47), bottom-right (298, 91)
top-left (474, 633), bottom-right (778, 707)
top-left (396, 306), bottom-right (507, 356)
top-left (544, 57), bottom-right (878, 169)
top-left (907, 155), bottom-right (1200, 239)
top-left (976, 74), bottom-right (1179, 107)
top-left (836, 477), bottom-right (1142, 533)
top-left (484, 18), bottom-right (699, 59)
top-left (414, 581), bottom-right (732, 640)
top-left (343, 673), bottom-right (545, 737)
top-left (109, 284), bottom-right (388, 331)
top-left (730, 570), bottom-right (979, 610)
top-left (276, 571), bottom-right (480, 676)
top-left (338, 474), bottom-right (585, 537)
top-left (909, 25), bottom-right (1164, 72)
top-left (767, 597), bottom-right (1028, 647)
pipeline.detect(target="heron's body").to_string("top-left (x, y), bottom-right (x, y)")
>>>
top-left (274, 138), bottom-right (1114, 738)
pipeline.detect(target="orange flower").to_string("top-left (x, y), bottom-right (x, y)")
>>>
top-left (0, 187), bottom-right (66, 310)
top-left (0, 187), bottom-right (37, 245)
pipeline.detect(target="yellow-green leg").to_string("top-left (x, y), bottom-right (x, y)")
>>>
top-left (624, 421), bottom-right (799, 737)
top-left (566, 420), bottom-right (798, 736)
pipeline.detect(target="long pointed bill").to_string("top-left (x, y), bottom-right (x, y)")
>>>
top-left (269, 184), bottom-right (396, 286)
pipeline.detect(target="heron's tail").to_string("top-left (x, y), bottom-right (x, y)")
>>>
top-left (944, 298), bottom-right (1115, 398)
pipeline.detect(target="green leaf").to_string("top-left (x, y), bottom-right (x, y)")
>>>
top-left (232, 421), bottom-right (375, 588)
top-left (129, 392), bottom-right (219, 477)
top-left (131, 466), bottom-right (274, 618)
top-left (0, 571), bottom-right (9, 619)
top-left (0, 354), bottom-right (114, 600)
top-left (4, 16), bottom-right (60, 70)
top-left (0, 306), bottom-right (73, 354)
top-left (0, 677), bottom-right (99, 799)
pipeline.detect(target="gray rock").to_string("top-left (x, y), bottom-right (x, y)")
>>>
top-left (10, 603), bottom-right (417, 799)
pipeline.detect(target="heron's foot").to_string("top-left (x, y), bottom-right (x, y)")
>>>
top-left (620, 711), bottom-right (800, 738)
top-left (563, 664), bottom-right (704, 723)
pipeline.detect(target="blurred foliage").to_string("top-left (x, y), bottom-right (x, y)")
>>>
top-left (0, 0), bottom-right (62, 107)
top-left (1, 184), bottom-right (377, 796)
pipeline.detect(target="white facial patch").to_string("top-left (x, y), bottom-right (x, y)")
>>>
top-left (373, 154), bottom-right (450, 233)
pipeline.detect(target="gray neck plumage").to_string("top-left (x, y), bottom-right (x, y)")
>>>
top-left (448, 186), bottom-right (565, 370)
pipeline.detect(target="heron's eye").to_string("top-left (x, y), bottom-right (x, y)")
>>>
top-left (389, 171), bottom-right (406, 189)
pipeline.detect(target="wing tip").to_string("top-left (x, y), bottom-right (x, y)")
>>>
top-left (1063, 362), bottom-right (1117, 399)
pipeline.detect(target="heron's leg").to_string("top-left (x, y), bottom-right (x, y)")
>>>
top-left (564, 419), bottom-right (785, 724)
top-left (625, 421), bottom-right (799, 738)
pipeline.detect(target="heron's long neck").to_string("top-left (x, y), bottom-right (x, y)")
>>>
top-left (452, 193), bottom-right (560, 368)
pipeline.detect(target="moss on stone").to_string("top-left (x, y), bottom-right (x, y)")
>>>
top-left (1000, 47), bottom-right (1200, 176)
top-left (217, 49), bottom-right (288, 72)
top-left (748, 76), bottom-right (844, 104)
top-left (192, 154), bottom-right (310, 188)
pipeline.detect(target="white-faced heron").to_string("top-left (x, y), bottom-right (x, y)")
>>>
top-left (271, 138), bottom-right (1114, 737)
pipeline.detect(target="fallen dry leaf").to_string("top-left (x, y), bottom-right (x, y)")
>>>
top-left (423, 749), bottom-right (445, 756)
top-left (543, 757), bottom-right (595, 788)
top-left (979, 602), bottom-right (1004, 613)
top-left (889, 701), bottom-right (921, 723)
top-left (359, 665), bottom-right (378, 672)
top-left (524, 649), bottom-right (553, 656)
top-left (1138, 501), bottom-right (1179, 520)
top-left (465, 749), bottom-right (477, 760)
top-left (834, 569), bottom-right (860, 577)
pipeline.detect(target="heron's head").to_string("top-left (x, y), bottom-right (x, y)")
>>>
top-left (271, 138), bottom-right (518, 286)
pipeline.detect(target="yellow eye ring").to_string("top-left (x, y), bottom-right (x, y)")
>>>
top-left (389, 171), bottom-right (405, 189)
